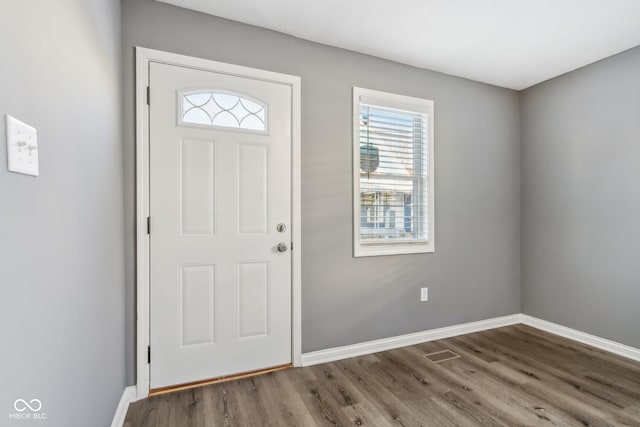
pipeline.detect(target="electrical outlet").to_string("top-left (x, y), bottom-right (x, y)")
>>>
top-left (420, 287), bottom-right (429, 302)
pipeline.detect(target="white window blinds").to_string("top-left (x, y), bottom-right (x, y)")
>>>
top-left (353, 88), bottom-right (434, 256)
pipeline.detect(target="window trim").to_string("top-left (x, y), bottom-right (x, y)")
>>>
top-left (352, 87), bottom-right (435, 257)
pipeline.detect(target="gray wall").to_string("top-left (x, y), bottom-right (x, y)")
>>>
top-left (0, 1), bottom-right (125, 426)
top-left (122, 0), bottom-right (521, 382)
top-left (521, 46), bottom-right (640, 348)
top-left (0, 0), bottom-right (635, 419)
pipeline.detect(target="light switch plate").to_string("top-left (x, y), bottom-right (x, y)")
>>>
top-left (6, 114), bottom-right (39, 176)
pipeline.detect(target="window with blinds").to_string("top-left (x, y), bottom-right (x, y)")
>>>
top-left (353, 87), bottom-right (434, 257)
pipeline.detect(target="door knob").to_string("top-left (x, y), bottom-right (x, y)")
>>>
top-left (277, 242), bottom-right (288, 252)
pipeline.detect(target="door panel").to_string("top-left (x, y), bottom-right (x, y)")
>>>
top-left (149, 62), bottom-right (292, 389)
top-left (180, 264), bottom-right (216, 347)
top-left (237, 144), bottom-right (269, 235)
top-left (237, 261), bottom-right (269, 339)
top-left (179, 139), bottom-right (215, 236)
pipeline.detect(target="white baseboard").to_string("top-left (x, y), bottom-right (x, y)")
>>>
top-left (300, 314), bottom-right (640, 367)
top-left (520, 314), bottom-right (640, 362)
top-left (300, 314), bottom-right (522, 366)
top-left (111, 386), bottom-right (137, 427)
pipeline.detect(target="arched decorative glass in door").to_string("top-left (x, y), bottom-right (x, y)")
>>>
top-left (179, 90), bottom-right (268, 132)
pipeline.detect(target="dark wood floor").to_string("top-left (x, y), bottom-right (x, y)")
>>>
top-left (125, 325), bottom-right (640, 426)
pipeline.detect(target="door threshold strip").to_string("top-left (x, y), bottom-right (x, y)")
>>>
top-left (149, 363), bottom-right (293, 396)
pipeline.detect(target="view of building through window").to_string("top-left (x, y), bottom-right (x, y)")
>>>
top-left (359, 104), bottom-right (428, 243)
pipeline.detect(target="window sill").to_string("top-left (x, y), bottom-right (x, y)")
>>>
top-left (353, 242), bottom-right (434, 257)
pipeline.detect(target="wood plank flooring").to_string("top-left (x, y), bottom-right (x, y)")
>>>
top-left (125, 325), bottom-right (640, 426)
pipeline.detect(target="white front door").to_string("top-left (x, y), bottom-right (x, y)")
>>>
top-left (149, 61), bottom-right (292, 389)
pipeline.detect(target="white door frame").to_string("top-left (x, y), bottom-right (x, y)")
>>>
top-left (135, 47), bottom-right (302, 399)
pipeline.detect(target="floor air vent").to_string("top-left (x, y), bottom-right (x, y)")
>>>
top-left (424, 349), bottom-right (460, 363)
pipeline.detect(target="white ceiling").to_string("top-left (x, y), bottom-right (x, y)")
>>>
top-left (158, 0), bottom-right (640, 90)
